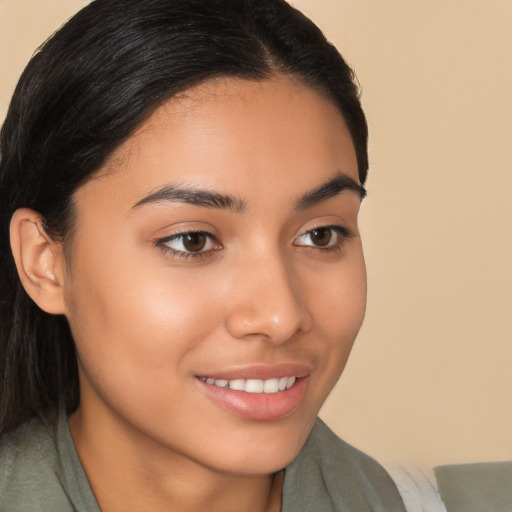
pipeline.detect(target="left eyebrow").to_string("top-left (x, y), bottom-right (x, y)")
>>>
top-left (294, 173), bottom-right (367, 211)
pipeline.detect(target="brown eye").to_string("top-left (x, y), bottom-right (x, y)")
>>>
top-left (183, 233), bottom-right (207, 252)
top-left (160, 231), bottom-right (218, 256)
top-left (309, 227), bottom-right (332, 247)
top-left (294, 225), bottom-right (350, 251)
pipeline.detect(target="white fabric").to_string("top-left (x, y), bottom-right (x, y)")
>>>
top-left (387, 465), bottom-right (447, 512)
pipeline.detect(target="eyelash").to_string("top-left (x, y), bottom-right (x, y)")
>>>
top-left (293, 225), bottom-right (353, 253)
top-left (156, 230), bottom-right (221, 260)
top-left (155, 225), bottom-right (353, 260)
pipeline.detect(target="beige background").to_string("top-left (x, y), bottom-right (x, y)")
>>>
top-left (1, 0), bottom-right (511, 470)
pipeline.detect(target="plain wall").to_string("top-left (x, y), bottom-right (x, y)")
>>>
top-left (1, 0), bottom-right (511, 470)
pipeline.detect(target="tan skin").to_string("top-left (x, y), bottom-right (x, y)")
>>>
top-left (10, 75), bottom-right (366, 511)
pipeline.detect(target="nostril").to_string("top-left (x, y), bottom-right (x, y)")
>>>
top-left (224, 298), bottom-right (312, 343)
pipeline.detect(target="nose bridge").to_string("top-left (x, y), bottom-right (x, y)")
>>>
top-left (225, 246), bottom-right (313, 343)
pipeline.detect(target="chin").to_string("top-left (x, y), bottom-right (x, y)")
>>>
top-left (194, 414), bottom-right (317, 476)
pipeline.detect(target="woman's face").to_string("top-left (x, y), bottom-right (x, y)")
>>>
top-left (64, 76), bottom-right (366, 474)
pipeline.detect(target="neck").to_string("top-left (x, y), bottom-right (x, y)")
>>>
top-left (68, 406), bottom-right (283, 512)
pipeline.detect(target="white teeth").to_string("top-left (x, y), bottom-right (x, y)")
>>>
top-left (245, 379), bottom-right (264, 393)
top-left (228, 379), bottom-right (245, 391)
top-left (263, 378), bottom-right (279, 394)
top-left (201, 376), bottom-right (297, 393)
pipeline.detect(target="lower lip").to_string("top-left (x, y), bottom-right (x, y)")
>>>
top-left (197, 377), bottom-right (309, 421)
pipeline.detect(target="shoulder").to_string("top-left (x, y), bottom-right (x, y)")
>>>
top-left (0, 416), bottom-right (78, 511)
top-left (283, 418), bottom-right (407, 512)
top-left (0, 417), bottom-right (58, 487)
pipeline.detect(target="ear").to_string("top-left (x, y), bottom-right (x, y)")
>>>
top-left (9, 208), bottom-right (67, 315)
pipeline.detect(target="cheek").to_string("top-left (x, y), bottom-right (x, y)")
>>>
top-left (65, 258), bottom-right (232, 440)
top-left (64, 239), bottom-right (224, 392)
top-left (306, 246), bottom-right (367, 384)
top-left (309, 245), bottom-right (367, 339)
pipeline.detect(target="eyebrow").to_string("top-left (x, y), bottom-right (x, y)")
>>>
top-left (132, 185), bottom-right (247, 213)
top-left (131, 173), bottom-right (366, 213)
top-left (294, 173), bottom-right (367, 211)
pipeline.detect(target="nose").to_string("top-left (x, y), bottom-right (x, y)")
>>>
top-left (224, 250), bottom-right (313, 344)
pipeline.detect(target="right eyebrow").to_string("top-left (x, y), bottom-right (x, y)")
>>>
top-left (131, 185), bottom-right (247, 214)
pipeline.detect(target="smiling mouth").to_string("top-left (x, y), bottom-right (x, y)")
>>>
top-left (198, 376), bottom-right (297, 394)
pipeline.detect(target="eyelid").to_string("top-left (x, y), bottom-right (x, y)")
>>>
top-left (293, 224), bottom-right (353, 249)
top-left (155, 229), bottom-right (222, 259)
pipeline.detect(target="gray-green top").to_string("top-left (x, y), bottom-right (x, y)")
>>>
top-left (0, 415), bottom-right (405, 511)
top-left (435, 460), bottom-right (512, 512)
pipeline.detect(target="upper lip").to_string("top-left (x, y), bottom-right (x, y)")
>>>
top-left (196, 363), bottom-right (312, 381)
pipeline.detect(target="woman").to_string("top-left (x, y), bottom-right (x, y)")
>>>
top-left (0, 0), bottom-right (406, 510)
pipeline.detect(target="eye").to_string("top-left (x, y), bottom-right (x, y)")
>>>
top-left (156, 231), bottom-right (221, 258)
top-left (294, 226), bottom-right (352, 250)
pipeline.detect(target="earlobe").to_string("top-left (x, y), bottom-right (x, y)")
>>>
top-left (9, 208), bottom-right (67, 315)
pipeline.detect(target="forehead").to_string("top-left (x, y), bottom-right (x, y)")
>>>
top-left (78, 75), bottom-right (359, 211)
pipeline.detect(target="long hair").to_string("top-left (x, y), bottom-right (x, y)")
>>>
top-left (0, 0), bottom-right (368, 433)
